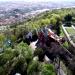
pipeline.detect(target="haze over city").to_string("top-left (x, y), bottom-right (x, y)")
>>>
top-left (0, 0), bottom-right (75, 2)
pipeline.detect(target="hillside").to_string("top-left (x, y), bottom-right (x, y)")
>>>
top-left (0, 7), bottom-right (75, 75)
top-left (0, 1), bottom-right (75, 25)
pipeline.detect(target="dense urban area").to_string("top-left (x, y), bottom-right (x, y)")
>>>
top-left (0, 1), bottom-right (75, 75)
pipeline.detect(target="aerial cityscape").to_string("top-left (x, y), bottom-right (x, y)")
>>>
top-left (0, 0), bottom-right (75, 75)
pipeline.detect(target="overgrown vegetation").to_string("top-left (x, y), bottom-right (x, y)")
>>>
top-left (0, 8), bottom-right (75, 75)
top-left (0, 42), bottom-right (56, 75)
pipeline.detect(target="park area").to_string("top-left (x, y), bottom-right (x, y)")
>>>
top-left (65, 26), bottom-right (75, 43)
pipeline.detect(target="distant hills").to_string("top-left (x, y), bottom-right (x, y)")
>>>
top-left (0, 1), bottom-right (75, 25)
top-left (0, 1), bottom-right (75, 10)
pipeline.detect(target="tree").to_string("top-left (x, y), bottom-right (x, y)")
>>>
top-left (64, 14), bottom-right (72, 26)
top-left (27, 60), bottom-right (40, 75)
top-left (0, 33), bottom-right (5, 48)
top-left (41, 63), bottom-right (56, 75)
top-left (50, 14), bottom-right (61, 36)
top-left (34, 48), bottom-right (44, 61)
top-left (0, 34), bottom-right (5, 42)
top-left (50, 17), bottom-right (57, 25)
top-left (55, 19), bottom-right (61, 36)
top-left (0, 42), bottom-right (33, 75)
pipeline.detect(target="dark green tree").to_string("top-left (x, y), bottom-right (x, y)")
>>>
top-left (64, 14), bottom-right (72, 26)
top-left (41, 63), bottom-right (56, 75)
top-left (55, 19), bottom-right (61, 36)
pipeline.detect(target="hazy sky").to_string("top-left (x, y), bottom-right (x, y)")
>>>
top-left (0, 0), bottom-right (75, 2)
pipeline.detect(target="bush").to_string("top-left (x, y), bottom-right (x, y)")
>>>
top-left (27, 60), bottom-right (40, 75)
top-left (41, 63), bottom-right (56, 75)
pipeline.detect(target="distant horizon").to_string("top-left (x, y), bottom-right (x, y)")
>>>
top-left (0, 0), bottom-right (75, 3)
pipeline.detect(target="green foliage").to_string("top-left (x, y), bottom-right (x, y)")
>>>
top-left (50, 17), bottom-right (57, 25)
top-left (2, 8), bottom-right (75, 43)
top-left (64, 14), bottom-right (72, 22)
top-left (10, 34), bottom-right (17, 42)
top-left (1, 8), bottom-right (75, 75)
top-left (0, 33), bottom-right (5, 47)
top-left (34, 48), bottom-right (43, 56)
top-left (66, 27), bottom-right (75, 35)
top-left (16, 42), bottom-right (33, 63)
top-left (62, 42), bottom-right (69, 49)
top-left (64, 14), bottom-right (72, 26)
top-left (0, 34), bottom-right (5, 42)
top-left (55, 19), bottom-right (61, 36)
top-left (27, 60), bottom-right (40, 75)
top-left (50, 14), bottom-right (61, 35)
top-left (0, 48), bottom-right (18, 66)
top-left (0, 42), bottom-right (33, 75)
top-left (27, 61), bottom-right (56, 75)
top-left (0, 67), bottom-right (6, 75)
top-left (41, 63), bottom-right (56, 75)
top-left (0, 41), bottom-right (56, 75)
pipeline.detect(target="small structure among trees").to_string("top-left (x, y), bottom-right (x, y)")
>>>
top-left (35, 28), bottom-right (73, 65)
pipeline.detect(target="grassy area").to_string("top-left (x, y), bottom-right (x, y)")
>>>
top-left (62, 42), bottom-right (69, 49)
top-left (60, 27), bottom-right (69, 48)
top-left (65, 27), bottom-right (75, 43)
top-left (60, 27), bottom-right (65, 37)
top-left (65, 27), bottom-right (75, 35)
